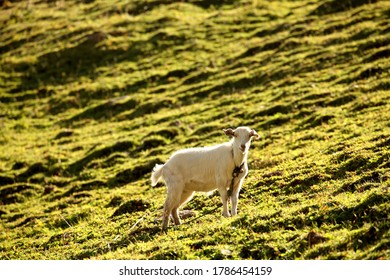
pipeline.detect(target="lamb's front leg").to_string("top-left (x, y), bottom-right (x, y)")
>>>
top-left (231, 179), bottom-right (243, 216)
top-left (219, 188), bottom-right (231, 217)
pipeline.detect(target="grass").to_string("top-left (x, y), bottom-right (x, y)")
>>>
top-left (0, 0), bottom-right (389, 260)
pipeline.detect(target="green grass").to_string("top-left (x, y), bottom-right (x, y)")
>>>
top-left (0, 0), bottom-right (389, 260)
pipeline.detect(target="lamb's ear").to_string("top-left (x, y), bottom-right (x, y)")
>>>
top-left (250, 129), bottom-right (260, 140)
top-left (223, 128), bottom-right (235, 137)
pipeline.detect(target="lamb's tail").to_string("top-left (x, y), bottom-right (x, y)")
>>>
top-left (151, 164), bottom-right (164, 186)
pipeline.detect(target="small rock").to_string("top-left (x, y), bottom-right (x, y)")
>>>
top-left (307, 230), bottom-right (328, 247)
top-left (86, 31), bottom-right (107, 44)
top-left (220, 249), bottom-right (232, 256)
top-left (181, 210), bottom-right (196, 219)
top-left (43, 185), bottom-right (55, 195)
top-left (111, 199), bottom-right (151, 217)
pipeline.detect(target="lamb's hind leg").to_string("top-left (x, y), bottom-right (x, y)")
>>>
top-left (162, 190), bottom-right (183, 231)
top-left (162, 201), bottom-right (172, 231)
top-left (171, 190), bottom-right (194, 225)
top-left (162, 169), bottom-right (184, 231)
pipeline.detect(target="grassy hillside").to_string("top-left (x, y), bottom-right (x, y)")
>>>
top-left (0, 0), bottom-right (389, 259)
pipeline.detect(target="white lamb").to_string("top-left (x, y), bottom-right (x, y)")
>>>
top-left (151, 126), bottom-right (259, 231)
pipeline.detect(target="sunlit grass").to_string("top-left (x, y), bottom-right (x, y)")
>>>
top-left (0, 0), bottom-right (389, 260)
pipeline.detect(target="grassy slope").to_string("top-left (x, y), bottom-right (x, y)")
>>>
top-left (0, 0), bottom-right (389, 259)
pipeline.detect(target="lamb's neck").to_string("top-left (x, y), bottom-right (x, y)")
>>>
top-left (232, 146), bottom-right (247, 167)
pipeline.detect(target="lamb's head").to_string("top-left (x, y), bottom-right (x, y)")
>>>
top-left (223, 126), bottom-right (259, 153)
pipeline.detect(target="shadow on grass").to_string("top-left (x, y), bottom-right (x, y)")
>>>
top-left (310, 0), bottom-right (378, 16)
top-left (126, 0), bottom-right (236, 16)
top-left (108, 159), bottom-right (162, 187)
top-left (63, 98), bottom-right (138, 125)
top-left (11, 32), bottom-right (138, 91)
top-left (71, 226), bottom-right (161, 259)
top-left (11, 29), bottom-right (189, 92)
top-left (65, 141), bottom-right (135, 175)
top-left (304, 222), bottom-right (388, 259)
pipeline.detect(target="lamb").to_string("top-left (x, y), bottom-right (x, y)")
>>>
top-left (151, 126), bottom-right (259, 231)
